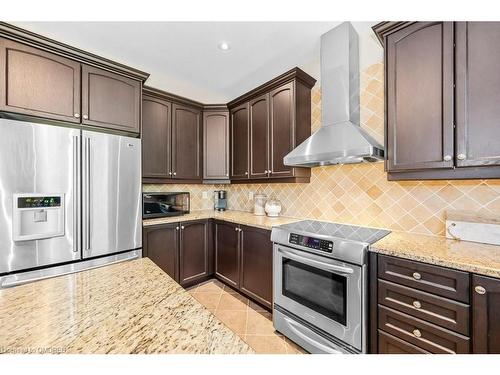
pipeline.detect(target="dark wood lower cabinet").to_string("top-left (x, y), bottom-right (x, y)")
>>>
top-left (472, 274), bottom-right (500, 353)
top-left (143, 219), bottom-right (212, 287)
top-left (143, 223), bottom-right (178, 282)
top-left (240, 225), bottom-right (273, 309)
top-left (378, 330), bottom-right (429, 354)
top-left (179, 220), bottom-right (212, 287)
top-left (214, 220), bottom-right (240, 288)
top-left (214, 220), bottom-right (273, 309)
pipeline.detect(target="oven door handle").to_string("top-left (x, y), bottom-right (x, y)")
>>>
top-left (283, 316), bottom-right (343, 354)
top-left (278, 248), bottom-right (354, 274)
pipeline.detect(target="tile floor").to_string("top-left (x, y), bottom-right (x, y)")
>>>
top-left (188, 279), bottom-right (306, 354)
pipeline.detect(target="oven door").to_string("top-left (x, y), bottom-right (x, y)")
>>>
top-left (273, 244), bottom-right (364, 351)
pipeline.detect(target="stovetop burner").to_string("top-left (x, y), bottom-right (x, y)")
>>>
top-left (271, 220), bottom-right (391, 266)
top-left (276, 220), bottom-right (390, 244)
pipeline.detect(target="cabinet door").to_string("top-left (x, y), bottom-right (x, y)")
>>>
top-left (179, 220), bottom-right (210, 287)
top-left (0, 38), bottom-right (81, 123)
top-left (269, 82), bottom-right (295, 178)
top-left (456, 22), bottom-right (500, 167)
top-left (143, 224), bottom-right (178, 282)
top-left (171, 103), bottom-right (202, 180)
top-left (215, 221), bottom-right (240, 288)
top-left (249, 94), bottom-right (270, 178)
top-left (230, 103), bottom-right (249, 179)
top-left (472, 274), bottom-right (500, 353)
top-left (82, 65), bottom-right (141, 133)
top-left (142, 96), bottom-right (171, 179)
top-left (240, 225), bottom-right (273, 309)
top-left (203, 111), bottom-right (229, 180)
top-left (386, 22), bottom-right (454, 171)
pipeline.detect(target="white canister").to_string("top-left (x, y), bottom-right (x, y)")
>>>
top-left (265, 200), bottom-right (282, 217)
top-left (253, 194), bottom-right (267, 216)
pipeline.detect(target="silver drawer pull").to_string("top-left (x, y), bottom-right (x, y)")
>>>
top-left (412, 272), bottom-right (422, 280)
top-left (412, 301), bottom-right (422, 309)
top-left (475, 286), bottom-right (486, 295)
top-left (457, 153), bottom-right (466, 160)
top-left (413, 329), bottom-right (422, 338)
top-left (443, 155), bottom-right (452, 161)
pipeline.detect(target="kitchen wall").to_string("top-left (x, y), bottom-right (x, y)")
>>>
top-left (144, 62), bottom-right (500, 237)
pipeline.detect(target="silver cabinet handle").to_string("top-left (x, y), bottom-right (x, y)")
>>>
top-left (83, 114), bottom-right (89, 120)
top-left (443, 155), bottom-right (452, 161)
top-left (475, 286), bottom-right (486, 295)
top-left (457, 153), bottom-right (466, 160)
top-left (413, 301), bottom-right (422, 309)
top-left (235, 227), bottom-right (238, 231)
top-left (173, 172), bottom-right (177, 176)
top-left (412, 329), bottom-right (422, 338)
top-left (169, 172), bottom-right (172, 176)
top-left (181, 225), bottom-right (184, 230)
top-left (85, 137), bottom-right (91, 251)
top-left (74, 113), bottom-right (80, 118)
top-left (244, 171), bottom-right (248, 175)
top-left (278, 247), bottom-right (354, 274)
top-left (412, 272), bottom-right (421, 280)
top-left (176, 227), bottom-right (179, 231)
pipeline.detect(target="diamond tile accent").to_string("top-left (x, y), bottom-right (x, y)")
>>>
top-left (143, 62), bottom-right (500, 236)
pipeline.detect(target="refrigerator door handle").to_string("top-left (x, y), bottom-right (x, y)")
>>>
top-left (84, 137), bottom-right (91, 252)
top-left (73, 135), bottom-right (80, 253)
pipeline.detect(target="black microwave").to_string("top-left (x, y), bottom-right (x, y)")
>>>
top-left (142, 192), bottom-right (190, 219)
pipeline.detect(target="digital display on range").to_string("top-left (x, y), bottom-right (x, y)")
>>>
top-left (289, 233), bottom-right (333, 252)
top-left (18, 196), bottom-right (61, 208)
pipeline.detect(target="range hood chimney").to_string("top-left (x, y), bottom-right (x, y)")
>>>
top-left (284, 22), bottom-right (384, 167)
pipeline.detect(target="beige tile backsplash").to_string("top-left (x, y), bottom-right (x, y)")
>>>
top-left (144, 62), bottom-right (500, 237)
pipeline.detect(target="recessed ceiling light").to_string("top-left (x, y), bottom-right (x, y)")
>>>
top-left (218, 41), bottom-right (230, 51)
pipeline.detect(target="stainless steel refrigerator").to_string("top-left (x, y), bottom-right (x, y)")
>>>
top-left (0, 118), bottom-right (142, 287)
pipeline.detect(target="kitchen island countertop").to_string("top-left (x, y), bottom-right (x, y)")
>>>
top-left (0, 258), bottom-right (253, 354)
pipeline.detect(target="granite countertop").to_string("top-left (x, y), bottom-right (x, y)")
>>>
top-left (0, 258), bottom-right (253, 354)
top-left (372, 231), bottom-right (500, 278)
top-left (143, 209), bottom-right (301, 230)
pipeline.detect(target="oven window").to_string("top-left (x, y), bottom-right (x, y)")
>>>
top-left (282, 258), bottom-right (347, 325)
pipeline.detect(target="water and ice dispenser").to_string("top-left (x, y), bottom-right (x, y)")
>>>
top-left (12, 194), bottom-right (65, 241)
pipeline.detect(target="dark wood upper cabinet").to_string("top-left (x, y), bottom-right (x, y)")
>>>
top-left (269, 82), bottom-right (295, 178)
top-left (214, 220), bottom-right (240, 288)
top-left (0, 38), bottom-right (81, 123)
top-left (472, 274), bottom-right (500, 353)
top-left (81, 65), bottom-right (141, 133)
top-left (230, 103), bottom-right (250, 180)
top-left (142, 95), bottom-right (171, 179)
top-left (249, 94), bottom-right (270, 179)
top-left (456, 22), bottom-right (500, 168)
top-left (239, 225), bottom-right (273, 309)
top-left (143, 223), bottom-right (179, 282)
top-left (228, 68), bottom-right (315, 183)
top-left (203, 110), bottom-right (229, 180)
top-left (374, 21), bottom-right (500, 180)
top-left (179, 220), bottom-right (211, 287)
top-left (171, 103), bottom-right (202, 181)
top-left (385, 22), bottom-right (454, 172)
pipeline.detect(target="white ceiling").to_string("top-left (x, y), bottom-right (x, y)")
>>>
top-left (13, 22), bottom-right (381, 103)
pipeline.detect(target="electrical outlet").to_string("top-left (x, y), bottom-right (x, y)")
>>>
top-left (202, 191), bottom-right (208, 199)
top-left (248, 192), bottom-right (254, 200)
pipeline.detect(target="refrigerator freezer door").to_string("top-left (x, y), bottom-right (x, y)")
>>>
top-left (82, 131), bottom-right (141, 258)
top-left (0, 119), bottom-right (81, 274)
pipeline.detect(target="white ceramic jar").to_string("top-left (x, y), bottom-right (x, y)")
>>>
top-left (253, 194), bottom-right (267, 216)
top-left (265, 199), bottom-right (282, 217)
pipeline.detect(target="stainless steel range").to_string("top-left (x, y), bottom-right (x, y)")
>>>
top-left (271, 220), bottom-right (390, 354)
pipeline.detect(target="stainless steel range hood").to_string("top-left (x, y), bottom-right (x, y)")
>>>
top-left (284, 22), bottom-right (384, 167)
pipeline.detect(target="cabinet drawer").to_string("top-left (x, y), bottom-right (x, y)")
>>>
top-left (378, 330), bottom-right (429, 354)
top-left (378, 255), bottom-right (470, 303)
top-left (379, 305), bottom-right (470, 354)
top-left (378, 280), bottom-right (470, 335)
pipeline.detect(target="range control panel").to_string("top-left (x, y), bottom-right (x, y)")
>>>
top-left (289, 233), bottom-right (333, 253)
